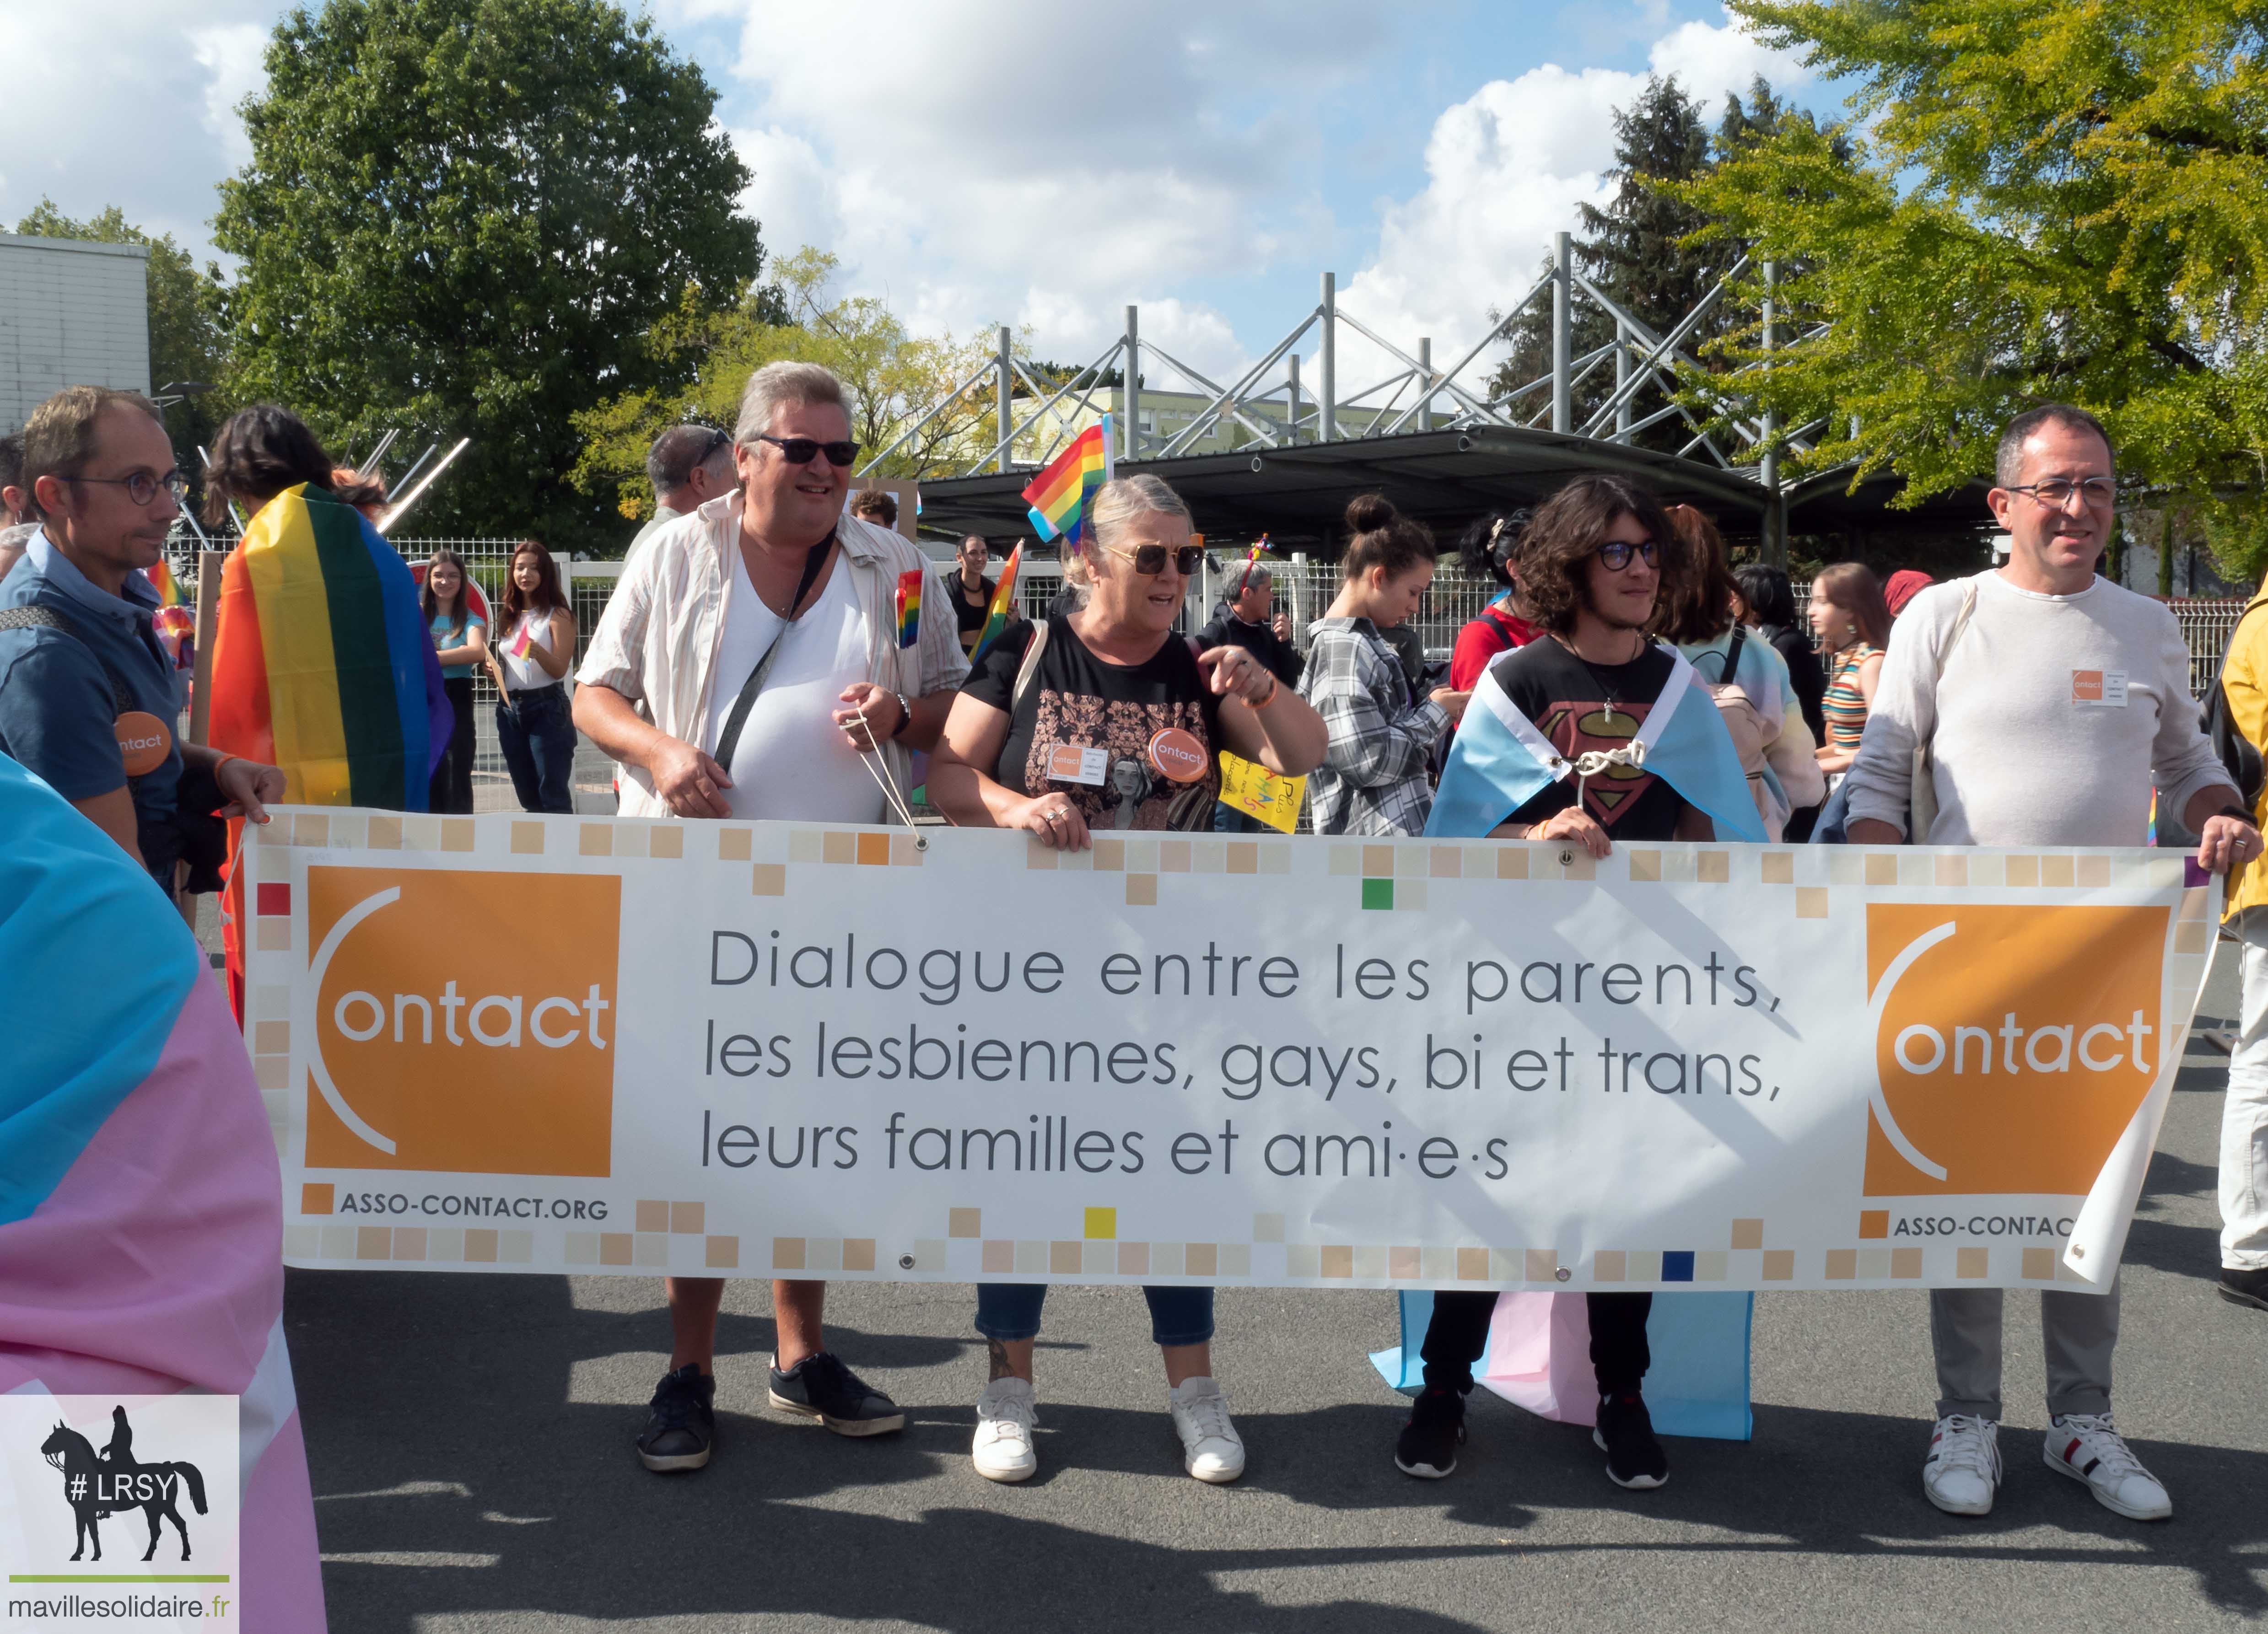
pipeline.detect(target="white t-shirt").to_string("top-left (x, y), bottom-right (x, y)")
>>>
top-left (1844, 571), bottom-right (2233, 846)
top-left (500, 610), bottom-right (558, 690)
top-left (704, 550), bottom-right (886, 824)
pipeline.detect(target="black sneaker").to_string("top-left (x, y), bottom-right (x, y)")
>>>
top-left (636, 1364), bottom-right (715, 1473)
top-left (1394, 1386), bottom-right (1467, 1479)
top-left (2220, 1267), bottom-right (2268, 1312)
top-left (1594, 1391), bottom-right (1668, 1489)
top-left (767, 1351), bottom-right (906, 1436)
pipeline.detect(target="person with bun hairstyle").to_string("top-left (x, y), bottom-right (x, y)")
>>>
top-left (928, 473), bottom-right (1325, 1487)
top-left (1300, 494), bottom-right (1468, 836)
top-left (1449, 508), bottom-right (1541, 692)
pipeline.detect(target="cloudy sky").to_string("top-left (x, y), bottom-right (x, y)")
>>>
top-left (0, 0), bottom-right (1831, 394)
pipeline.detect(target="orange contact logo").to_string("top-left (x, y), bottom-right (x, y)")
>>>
top-left (1863, 903), bottom-right (2166, 1198)
top-left (305, 865), bottom-right (621, 1177)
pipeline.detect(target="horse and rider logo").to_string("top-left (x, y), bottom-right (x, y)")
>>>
top-left (39, 1405), bottom-right (208, 1563)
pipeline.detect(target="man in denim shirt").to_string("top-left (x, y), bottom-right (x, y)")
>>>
top-left (0, 387), bottom-right (280, 891)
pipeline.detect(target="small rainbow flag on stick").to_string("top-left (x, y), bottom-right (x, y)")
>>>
top-left (1022, 415), bottom-right (1114, 546)
top-left (144, 555), bottom-right (196, 669)
top-left (895, 568), bottom-right (923, 649)
top-left (968, 543), bottom-right (1022, 666)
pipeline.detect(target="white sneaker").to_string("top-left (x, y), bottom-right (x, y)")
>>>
top-left (1169, 1376), bottom-right (1245, 1484)
top-left (2046, 1413), bottom-right (2171, 1521)
top-left (972, 1377), bottom-right (1038, 1484)
top-left (1922, 1414), bottom-right (2001, 1516)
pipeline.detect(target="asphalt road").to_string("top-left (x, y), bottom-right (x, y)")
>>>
top-left (273, 942), bottom-right (2266, 1633)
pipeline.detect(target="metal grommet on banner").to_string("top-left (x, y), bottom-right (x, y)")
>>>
top-left (1554, 1267), bottom-right (1571, 1282)
top-left (898, 1254), bottom-right (915, 1269)
top-left (1561, 849), bottom-right (1576, 866)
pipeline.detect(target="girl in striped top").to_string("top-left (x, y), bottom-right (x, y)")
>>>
top-left (1809, 561), bottom-right (1892, 777)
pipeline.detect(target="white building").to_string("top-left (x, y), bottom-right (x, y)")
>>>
top-left (0, 234), bottom-right (152, 432)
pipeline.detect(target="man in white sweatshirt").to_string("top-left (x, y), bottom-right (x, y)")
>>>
top-left (1845, 403), bottom-right (2262, 1525)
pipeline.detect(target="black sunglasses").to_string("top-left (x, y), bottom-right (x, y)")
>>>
top-left (752, 434), bottom-right (861, 468)
top-left (1103, 543), bottom-right (1205, 577)
top-left (1597, 538), bottom-right (1661, 570)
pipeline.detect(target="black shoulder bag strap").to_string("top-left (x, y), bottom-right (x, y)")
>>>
top-left (713, 532), bottom-right (835, 769)
top-left (0, 604), bottom-right (135, 718)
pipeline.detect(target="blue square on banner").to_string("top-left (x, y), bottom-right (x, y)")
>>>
top-left (1662, 1251), bottom-right (1696, 1282)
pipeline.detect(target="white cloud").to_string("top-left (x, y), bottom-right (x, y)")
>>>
top-left (673, 0), bottom-right (1387, 381)
top-left (1324, 7), bottom-right (1816, 402)
top-left (0, 1), bottom-right (273, 258)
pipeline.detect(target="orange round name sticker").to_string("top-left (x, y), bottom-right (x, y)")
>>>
top-left (115, 710), bottom-right (173, 777)
top-left (1147, 727), bottom-right (1209, 784)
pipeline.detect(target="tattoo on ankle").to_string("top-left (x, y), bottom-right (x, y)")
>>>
top-left (987, 1338), bottom-right (1014, 1381)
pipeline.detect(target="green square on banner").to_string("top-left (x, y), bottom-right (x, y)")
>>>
top-left (1361, 878), bottom-right (1394, 910)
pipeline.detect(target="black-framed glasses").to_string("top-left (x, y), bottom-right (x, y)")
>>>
top-left (699, 427), bottom-right (733, 461)
top-left (68, 469), bottom-right (187, 507)
top-left (753, 434), bottom-right (861, 468)
top-left (1596, 538), bottom-right (1661, 570)
top-left (2003, 477), bottom-right (2118, 510)
top-left (1102, 543), bottom-right (1205, 577)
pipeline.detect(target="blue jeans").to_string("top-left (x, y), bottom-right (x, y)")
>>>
top-left (975, 1283), bottom-right (1215, 1348)
top-left (496, 685), bottom-right (576, 814)
top-left (1212, 802), bottom-right (1265, 833)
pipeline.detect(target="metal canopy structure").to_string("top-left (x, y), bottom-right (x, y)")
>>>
top-left (916, 425), bottom-right (1781, 549)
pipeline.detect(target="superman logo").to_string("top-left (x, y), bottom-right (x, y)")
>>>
top-left (1533, 699), bottom-right (1659, 824)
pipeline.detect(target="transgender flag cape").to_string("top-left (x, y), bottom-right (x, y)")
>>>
top-left (0, 753), bottom-right (327, 1628)
top-left (1398, 638), bottom-right (1760, 1441)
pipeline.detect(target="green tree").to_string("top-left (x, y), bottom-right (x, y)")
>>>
top-left (214, 0), bottom-right (764, 551)
top-left (570, 248), bottom-right (1002, 533)
top-left (1488, 76), bottom-right (1801, 450)
top-left (13, 201), bottom-right (231, 487)
top-left (1677, 0), bottom-right (2268, 574)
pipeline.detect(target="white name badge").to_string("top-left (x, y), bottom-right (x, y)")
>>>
top-left (2073, 670), bottom-right (2128, 707)
top-left (1046, 744), bottom-right (1110, 785)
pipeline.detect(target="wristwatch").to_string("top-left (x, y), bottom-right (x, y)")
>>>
top-left (889, 691), bottom-right (913, 739)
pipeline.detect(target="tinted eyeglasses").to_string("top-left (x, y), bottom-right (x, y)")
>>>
top-left (1102, 543), bottom-right (1205, 577)
top-left (752, 434), bottom-right (861, 468)
top-left (67, 469), bottom-right (187, 507)
top-left (1596, 538), bottom-right (1661, 571)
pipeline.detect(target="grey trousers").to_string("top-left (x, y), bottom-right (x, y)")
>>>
top-left (1930, 1274), bottom-right (2119, 1420)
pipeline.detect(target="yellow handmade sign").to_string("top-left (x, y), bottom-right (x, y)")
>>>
top-left (1218, 750), bottom-right (1304, 834)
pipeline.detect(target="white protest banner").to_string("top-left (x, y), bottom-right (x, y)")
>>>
top-left (242, 809), bottom-right (2214, 1295)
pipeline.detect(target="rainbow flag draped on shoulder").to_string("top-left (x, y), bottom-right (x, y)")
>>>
top-left (207, 483), bottom-right (450, 811)
top-left (0, 752), bottom-right (327, 1629)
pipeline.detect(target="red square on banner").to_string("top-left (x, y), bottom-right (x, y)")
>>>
top-left (256, 883), bottom-right (291, 918)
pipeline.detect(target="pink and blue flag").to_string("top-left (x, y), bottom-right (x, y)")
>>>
top-left (0, 752), bottom-right (327, 1629)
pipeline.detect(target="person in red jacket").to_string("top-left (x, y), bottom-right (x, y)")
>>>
top-left (1449, 509), bottom-right (1540, 691)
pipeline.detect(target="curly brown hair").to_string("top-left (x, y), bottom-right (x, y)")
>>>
top-left (1514, 474), bottom-right (1677, 636)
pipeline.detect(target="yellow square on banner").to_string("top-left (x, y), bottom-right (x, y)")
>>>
top-left (1084, 1207), bottom-right (1117, 1240)
top-left (1217, 751), bottom-right (1304, 834)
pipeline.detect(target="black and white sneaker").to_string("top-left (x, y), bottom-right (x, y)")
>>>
top-left (636, 1364), bottom-right (716, 1473)
top-left (767, 1351), bottom-right (906, 1436)
top-left (1594, 1391), bottom-right (1669, 1489)
top-left (2220, 1266), bottom-right (2268, 1312)
top-left (1394, 1386), bottom-right (1467, 1479)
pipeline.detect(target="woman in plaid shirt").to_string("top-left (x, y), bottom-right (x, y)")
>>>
top-left (1299, 494), bottom-right (1471, 835)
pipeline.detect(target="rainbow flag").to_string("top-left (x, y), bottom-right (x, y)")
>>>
top-left (1022, 415), bottom-right (1114, 546)
top-left (0, 751), bottom-right (328, 1627)
top-left (895, 567), bottom-right (923, 649)
top-left (207, 483), bottom-right (450, 812)
top-left (144, 555), bottom-right (196, 671)
top-left (969, 543), bottom-right (1022, 666)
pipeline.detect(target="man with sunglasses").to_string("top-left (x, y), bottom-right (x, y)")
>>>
top-left (626, 425), bottom-right (739, 563)
top-left (577, 361), bottom-right (968, 1475)
top-left (1844, 402), bottom-right (2254, 1524)
top-left (0, 386), bottom-right (282, 892)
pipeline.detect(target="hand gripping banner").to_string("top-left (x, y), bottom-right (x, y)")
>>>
top-left (242, 810), bottom-right (2215, 1295)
